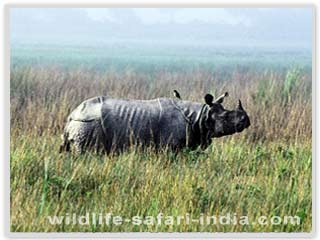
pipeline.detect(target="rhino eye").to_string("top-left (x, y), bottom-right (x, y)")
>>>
top-left (240, 115), bottom-right (246, 121)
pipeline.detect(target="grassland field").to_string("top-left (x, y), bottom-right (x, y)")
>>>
top-left (10, 44), bottom-right (312, 232)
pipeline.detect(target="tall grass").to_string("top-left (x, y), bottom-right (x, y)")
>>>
top-left (10, 66), bottom-right (312, 232)
top-left (11, 66), bottom-right (311, 142)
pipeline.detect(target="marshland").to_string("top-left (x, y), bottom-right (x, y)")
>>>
top-left (10, 42), bottom-right (312, 232)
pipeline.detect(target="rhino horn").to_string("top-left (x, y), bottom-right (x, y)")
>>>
top-left (238, 99), bottom-right (244, 110)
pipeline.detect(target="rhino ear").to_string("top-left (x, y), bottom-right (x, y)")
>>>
top-left (215, 92), bottom-right (229, 104)
top-left (204, 94), bottom-right (214, 106)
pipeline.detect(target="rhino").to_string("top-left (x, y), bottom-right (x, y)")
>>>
top-left (60, 92), bottom-right (250, 153)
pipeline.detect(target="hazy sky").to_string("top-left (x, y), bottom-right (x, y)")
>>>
top-left (10, 8), bottom-right (313, 48)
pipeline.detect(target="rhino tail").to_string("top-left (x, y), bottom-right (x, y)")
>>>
top-left (59, 131), bottom-right (71, 153)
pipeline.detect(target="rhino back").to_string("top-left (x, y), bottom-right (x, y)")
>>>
top-left (101, 98), bottom-right (189, 148)
top-left (69, 96), bottom-right (107, 121)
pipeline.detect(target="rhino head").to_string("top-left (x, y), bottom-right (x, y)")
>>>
top-left (202, 92), bottom-right (251, 138)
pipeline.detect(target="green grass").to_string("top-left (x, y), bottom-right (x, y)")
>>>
top-left (11, 43), bottom-right (312, 73)
top-left (10, 132), bottom-right (311, 232)
top-left (10, 46), bottom-right (312, 232)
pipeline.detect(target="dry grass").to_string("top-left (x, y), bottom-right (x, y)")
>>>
top-left (10, 66), bottom-right (312, 232)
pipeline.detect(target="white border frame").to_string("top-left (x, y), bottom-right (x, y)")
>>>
top-left (1, 2), bottom-right (316, 239)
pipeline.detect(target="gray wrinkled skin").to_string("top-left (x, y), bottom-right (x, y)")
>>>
top-left (60, 93), bottom-right (250, 153)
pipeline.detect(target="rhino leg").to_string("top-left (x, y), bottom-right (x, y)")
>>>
top-left (63, 119), bottom-right (106, 154)
top-left (59, 132), bottom-right (71, 153)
